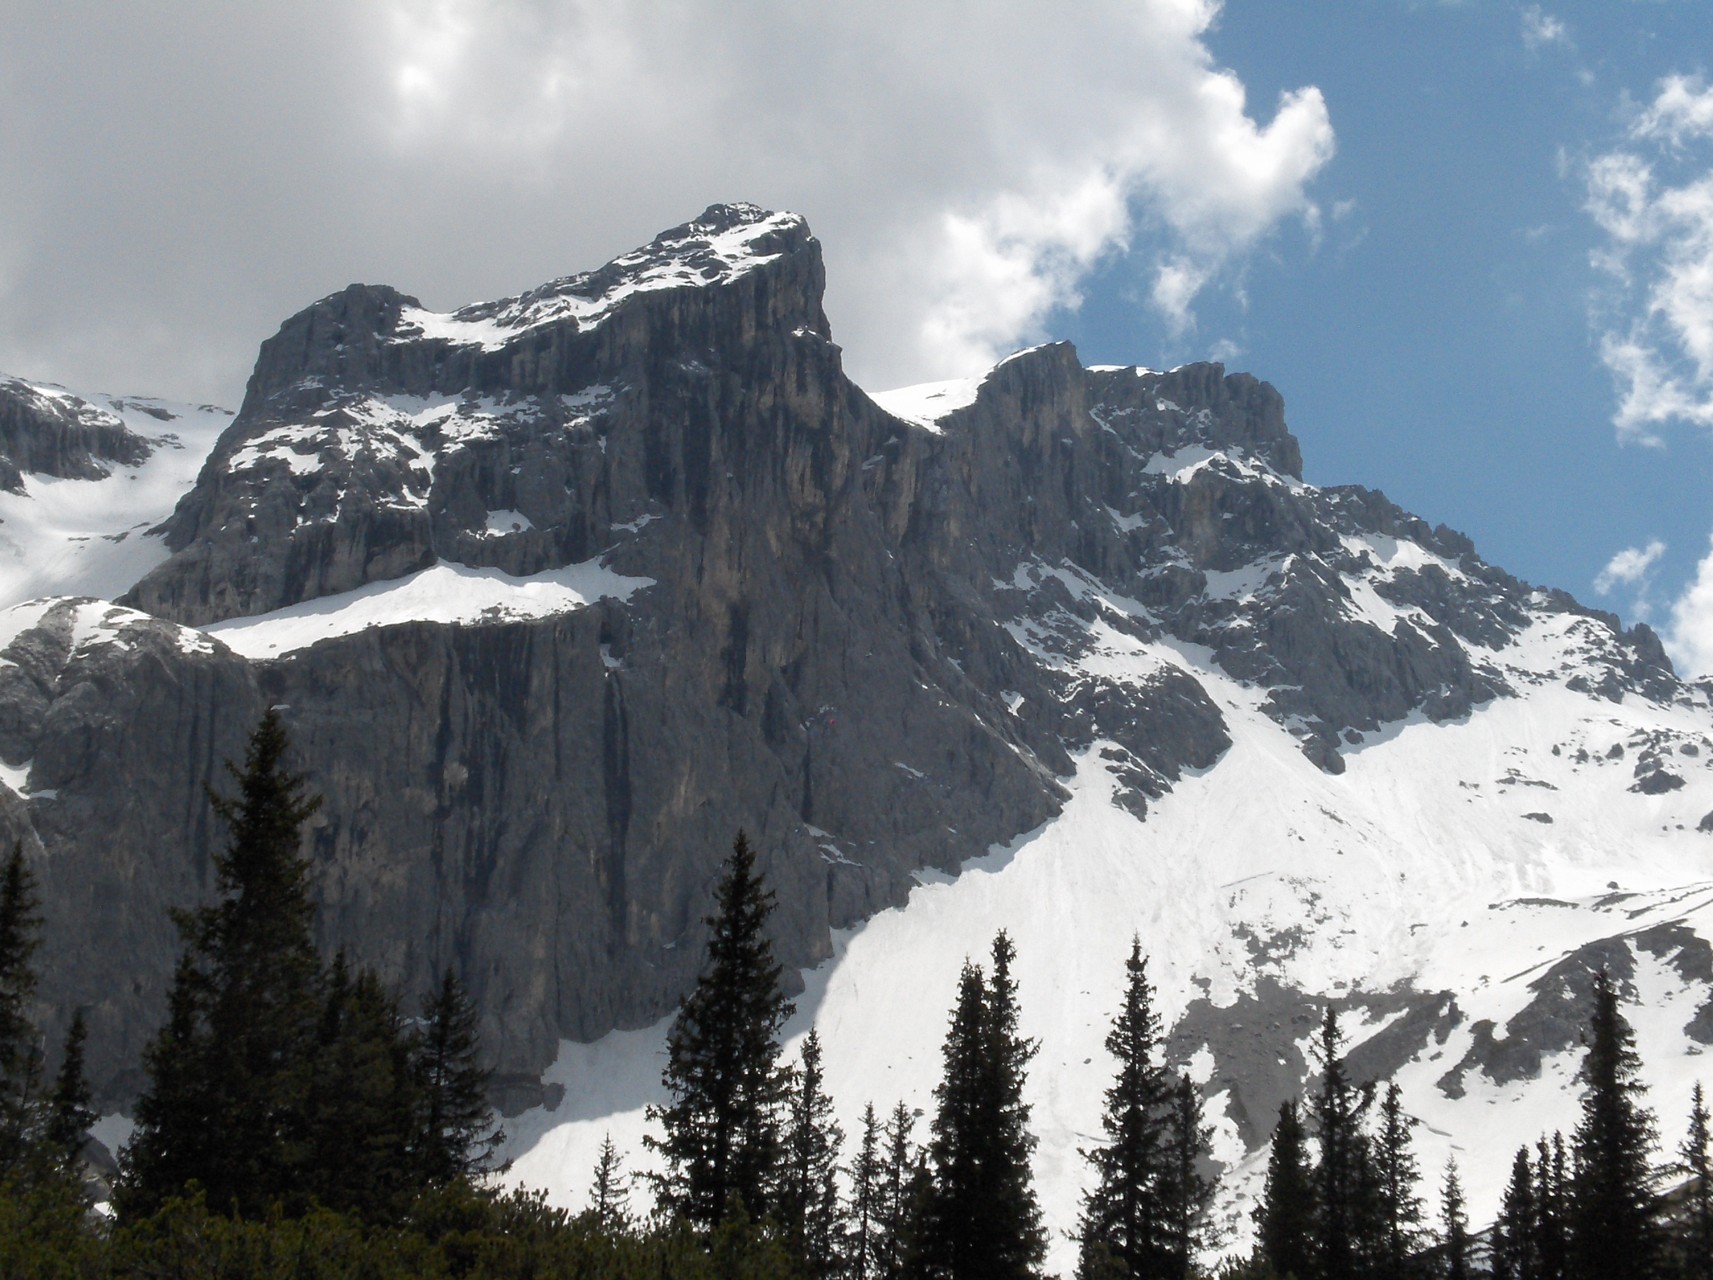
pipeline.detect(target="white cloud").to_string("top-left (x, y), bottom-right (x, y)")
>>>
top-left (1667, 534), bottom-right (1713, 677)
top-left (1520, 6), bottom-right (1570, 53)
top-left (0, 0), bottom-right (1334, 401)
top-left (1594, 538), bottom-right (1666, 620)
top-left (1586, 76), bottom-right (1713, 439)
top-left (1595, 539), bottom-right (1666, 594)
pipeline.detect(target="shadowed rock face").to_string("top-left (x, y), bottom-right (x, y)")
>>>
top-left (5, 204), bottom-right (1679, 1107)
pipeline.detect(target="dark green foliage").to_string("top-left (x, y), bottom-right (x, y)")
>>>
top-left (779, 1028), bottom-right (845, 1277)
top-left (1371, 1082), bottom-right (1424, 1278)
top-left (1680, 1083), bottom-right (1713, 1280)
top-left (1439, 1160), bottom-right (1469, 1280)
top-left (0, 841), bottom-right (43, 1177)
top-left (1078, 940), bottom-right (1175, 1280)
top-left (1568, 968), bottom-right (1662, 1280)
top-left (1308, 1007), bottom-right (1372, 1280)
top-left (1492, 1146), bottom-right (1540, 1280)
top-left (42, 1010), bottom-right (94, 1177)
top-left (415, 965), bottom-right (505, 1188)
top-left (648, 830), bottom-right (795, 1233)
top-left (120, 707), bottom-right (325, 1218)
top-left (912, 932), bottom-right (1045, 1280)
top-left (1255, 1100), bottom-right (1315, 1280)
top-left (118, 708), bottom-right (499, 1227)
top-left (300, 954), bottom-right (420, 1221)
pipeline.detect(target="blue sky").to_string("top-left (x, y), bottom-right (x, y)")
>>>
top-left (1059, 2), bottom-right (1713, 665)
top-left (3, 1), bottom-right (1710, 666)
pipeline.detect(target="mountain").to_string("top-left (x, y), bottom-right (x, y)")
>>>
top-left (4, 202), bottom-right (1710, 1264)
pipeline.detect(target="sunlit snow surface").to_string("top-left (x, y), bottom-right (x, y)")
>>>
top-left (870, 377), bottom-right (984, 433)
top-left (506, 601), bottom-right (1713, 1273)
top-left (0, 381), bottom-right (233, 609)
top-left (203, 560), bottom-right (654, 658)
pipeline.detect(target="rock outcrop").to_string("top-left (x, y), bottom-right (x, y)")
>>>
top-left (0, 377), bottom-right (156, 492)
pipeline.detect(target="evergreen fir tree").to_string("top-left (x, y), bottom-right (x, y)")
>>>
top-left (1440, 1159), bottom-right (1469, 1280)
top-left (1492, 1146), bottom-right (1539, 1280)
top-left (1371, 1082), bottom-right (1425, 1278)
top-left (414, 965), bottom-right (503, 1187)
top-left (1078, 940), bottom-right (1173, 1280)
top-left (647, 830), bottom-right (795, 1233)
top-left (779, 1028), bottom-right (845, 1278)
top-left (982, 931), bottom-right (1046, 1278)
top-left (119, 707), bottom-right (323, 1218)
top-left (42, 1010), bottom-right (94, 1180)
top-left (588, 1132), bottom-right (632, 1233)
top-left (0, 841), bottom-right (43, 1177)
top-left (1567, 968), bottom-right (1661, 1280)
top-left (1534, 1133), bottom-right (1569, 1280)
top-left (1680, 1084), bottom-right (1713, 1280)
top-left (116, 954), bottom-right (208, 1215)
top-left (1309, 1006), bottom-right (1372, 1280)
top-left (1254, 1099), bottom-right (1315, 1280)
top-left (850, 1103), bottom-right (885, 1280)
top-left (303, 955), bottom-right (420, 1220)
top-left (878, 1101), bottom-right (917, 1280)
top-left (913, 933), bottom-right (1045, 1280)
top-left (1162, 1074), bottom-right (1213, 1278)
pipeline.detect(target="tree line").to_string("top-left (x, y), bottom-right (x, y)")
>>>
top-left (4, 709), bottom-right (1713, 1279)
top-left (1234, 966), bottom-right (1713, 1280)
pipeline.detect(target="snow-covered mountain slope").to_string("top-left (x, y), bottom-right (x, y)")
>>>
top-left (505, 547), bottom-right (1713, 1271)
top-left (0, 377), bottom-right (232, 607)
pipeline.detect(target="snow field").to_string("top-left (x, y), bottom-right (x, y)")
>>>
top-left (0, 387), bottom-right (233, 610)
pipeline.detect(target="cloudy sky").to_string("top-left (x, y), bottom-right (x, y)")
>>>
top-left (5, 1), bottom-right (1713, 668)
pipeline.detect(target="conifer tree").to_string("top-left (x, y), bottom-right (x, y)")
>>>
top-left (1567, 968), bottom-right (1661, 1280)
top-left (983, 931), bottom-right (1046, 1278)
top-left (914, 933), bottom-right (1045, 1280)
top-left (850, 1104), bottom-right (885, 1280)
top-left (1309, 1006), bottom-right (1372, 1280)
top-left (1371, 1082), bottom-right (1425, 1277)
top-left (877, 1101), bottom-right (917, 1280)
top-left (779, 1029), bottom-right (845, 1278)
top-left (1681, 1083), bottom-right (1713, 1280)
top-left (414, 966), bottom-right (503, 1187)
top-left (588, 1133), bottom-right (632, 1233)
top-left (1078, 940), bottom-right (1173, 1280)
top-left (43, 1010), bottom-right (94, 1180)
top-left (1255, 1100), bottom-right (1315, 1280)
top-left (1161, 1073), bottom-right (1213, 1278)
top-left (1492, 1146), bottom-right (1539, 1280)
top-left (302, 956), bottom-right (420, 1220)
top-left (1440, 1159), bottom-right (1469, 1280)
top-left (0, 842), bottom-right (43, 1177)
top-left (1534, 1133), bottom-right (1569, 1280)
top-left (647, 830), bottom-right (795, 1233)
top-left (119, 707), bottom-right (323, 1218)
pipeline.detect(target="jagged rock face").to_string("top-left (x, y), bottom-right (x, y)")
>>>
top-left (6, 203), bottom-right (1685, 1109)
top-left (0, 377), bottom-right (155, 492)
